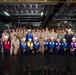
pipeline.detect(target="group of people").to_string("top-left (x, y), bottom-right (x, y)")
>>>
top-left (0, 27), bottom-right (76, 56)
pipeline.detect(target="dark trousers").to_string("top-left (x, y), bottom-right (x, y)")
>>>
top-left (34, 49), bottom-right (39, 54)
top-left (20, 50), bottom-right (26, 55)
top-left (26, 49), bottom-right (33, 54)
top-left (3, 49), bottom-right (10, 56)
top-left (74, 49), bottom-right (76, 56)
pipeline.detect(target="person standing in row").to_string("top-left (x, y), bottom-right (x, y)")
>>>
top-left (48, 37), bottom-right (55, 54)
top-left (26, 29), bottom-right (33, 42)
top-left (27, 39), bottom-right (34, 54)
top-left (10, 29), bottom-right (17, 40)
top-left (19, 38), bottom-right (27, 55)
top-left (2, 36), bottom-right (11, 56)
top-left (2, 30), bottom-right (9, 41)
top-left (57, 30), bottom-right (64, 41)
top-left (70, 37), bottom-right (76, 56)
top-left (62, 39), bottom-right (68, 55)
top-left (34, 37), bottom-right (40, 54)
top-left (50, 29), bottom-right (57, 40)
top-left (10, 35), bottom-right (19, 55)
top-left (44, 38), bottom-right (49, 54)
top-left (55, 38), bottom-right (62, 55)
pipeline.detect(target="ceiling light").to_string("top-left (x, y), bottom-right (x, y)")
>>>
top-left (26, 10), bottom-right (28, 13)
top-left (16, 11), bottom-right (18, 13)
top-left (64, 21), bottom-right (67, 23)
top-left (3, 11), bottom-right (10, 16)
top-left (21, 10), bottom-right (23, 13)
top-left (40, 22), bottom-right (41, 23)
top-left (30, 4), bottom-right (32, 8)
top-left (31, 10), bottom-right (33, 13)
top-left (36, 4), bottom-right (38, 8)
top-left (23, 4), bottom-right (25, 7)
top-left (58, 24), bottom-right (60, 26)
top-left (41, 12), bottom-right (44, 16)
top-left (36, 10), bottom-right (38, 13)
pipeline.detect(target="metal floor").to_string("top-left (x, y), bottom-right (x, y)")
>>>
top-left (0, 54), bottom-right (76, 75)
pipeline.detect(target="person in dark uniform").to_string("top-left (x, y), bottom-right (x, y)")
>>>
top-left (27, 39), bottom-right (34, 54)
top-left (19, 38), bottom-right (27, 55)
top-left (65, 29), bottom-right (73, 55)
top-left (70, 37), bottom-right (76, 56)
top-left (34, 37), bottom-right (40, 54)
top-left (65, 29), bottom-right (73, 46)
top-left (44, 38), bottom-right (49, 54)
top-left (0, 31), bottom-right (2, 56)
top-left (26, 29), bottom-right (33, 41)
top-left (48, 37), bottom-right (55, 54)
top-left (62, 39), bottom-right (68, 55)
top-left (2, 36), bottom-right (11, 56)
top-left (55, 38), bottom-right (61, 55)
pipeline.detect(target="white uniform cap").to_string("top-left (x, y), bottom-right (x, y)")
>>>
top-left (51, 37), bottom-right (54, 40)
top-left (35, 37), bottom-right (38, 40)
top-left (67, 29), bottom-right (71, 32)
top-left (4, 36), bottom-right (9, 38)
top-left (72, 37), bottom-right (76, 40)
top-left (63, 39), bottom-right (66, 41)
top-left (23, 38), bottom-right (26, 40)
top-left (45, 38), bottom-right (47, 40)
top-left (28, 29), bottom-right (31, 32)
top-left (29, 39), bottom-right (32, 41)
top-left (57, 38), bottom-right (60, 40)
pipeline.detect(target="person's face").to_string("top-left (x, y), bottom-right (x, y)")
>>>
top-left (21, 30), bottom-right (23, 33)
top-left (9, 29), bottom-right (11, 32)
top-left (16, 29), bottom-right (18, 32)
top-left (72, 39), bottom-right (76, 43)
top-left (52, 29), bottom-right (54, 32)
top-left (19, 29), bottom-right (21, 32)
top-left (4, 30), bottom-right (7, 33)
top-left (63, 40), bottom-right (66, 43)
top-left (12, 29), bottom-right (15, 32)
top-left (46, 28), bottom-right (48, 31)
top-left (28, 31), bottom-right (31, 34)
top-left (42, 29), bottom-right (44, 32)
top-left (59, 30), bottom-right (62, 34)
top-left (23, 40), bottom-right (25, 42)
top-left (51, 39), bottom-right (54, 42)
top-left (33, 30), bottom-right (35, 33)
top-left (29, 40), bottom-right (32, 42)
top-left (24, 29), bottom-right (26, 32)
top-left (62, 30), bottom-right (64, 33)
top-left (57, 39), bottom-right (60, 43)
top-left (37, 29), bottom-right (39, 32)
top-left (5, 38), bottom-right (8, 41)
top-left (68, 31), bottom-right (71, 35)
top-left (14, 36), bottom-right (17, 40)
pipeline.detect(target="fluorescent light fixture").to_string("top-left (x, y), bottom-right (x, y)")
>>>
top-left (36, 10), bottom-right (38, 13)
top-left (3, 11), bottom-right (10, 16)
top-left (36, 4), bottom-right (38, 8)
top-left (64, 21), bottom-right (67, 23)
top-left (40, 22), bottom-right (41, 23)
top-left (26, 10), bottom-right (28, 13)
top-left (31, 10), bottom-right (33, 13)
top-left (58, 24), bottom-right (60, 26)
top-left (30, 4), bottom-right (32, 8)
top-left (41, 12), bottom-right (44, 16)
top-left (16, 11), bottom-right (18, 13)
top-left (21, 10), bottom-right (23, 13)
top-left (23, 4), bottom-right (25, 7)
